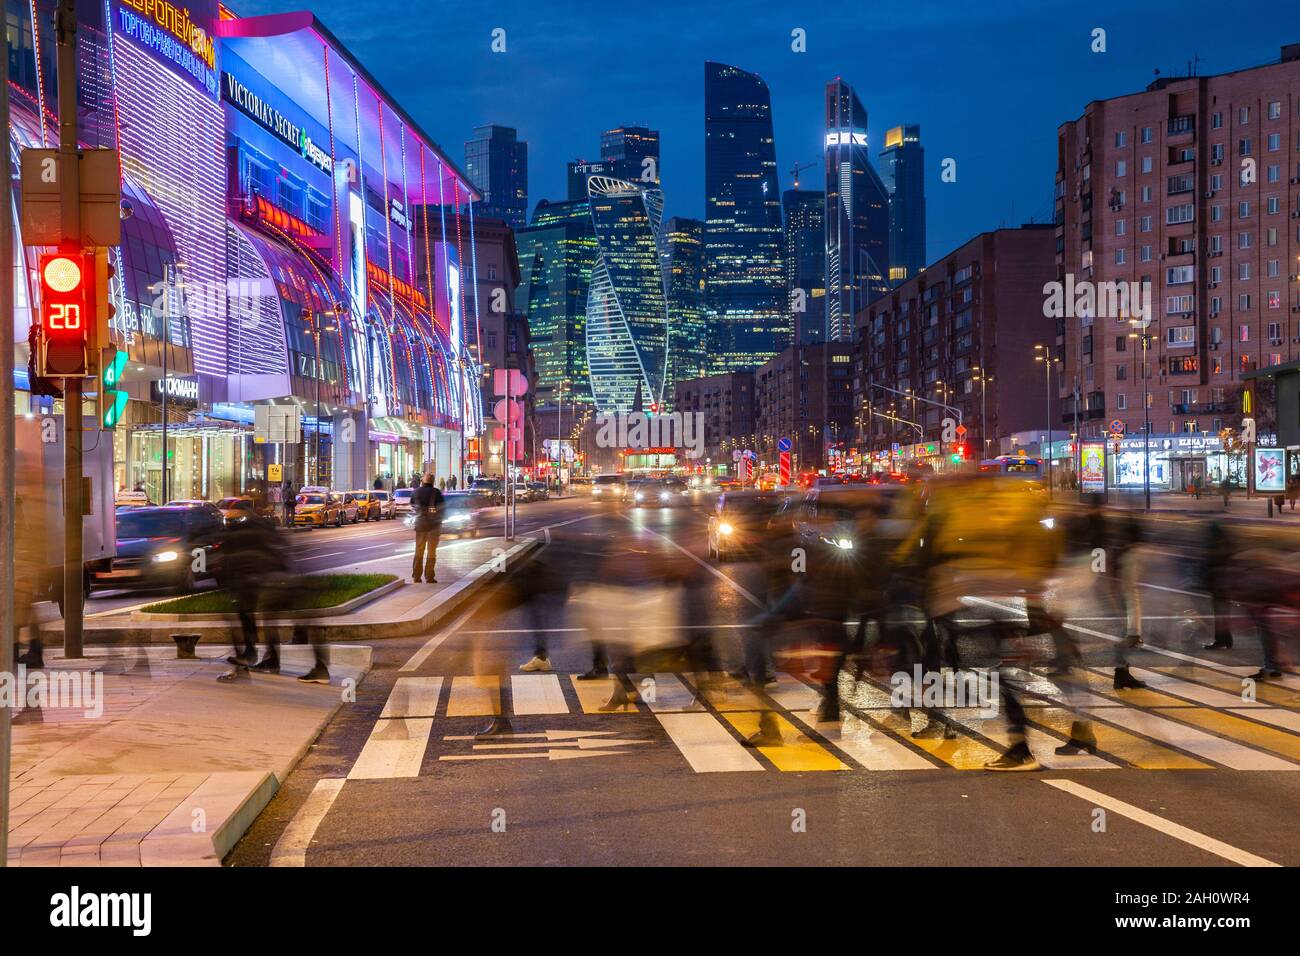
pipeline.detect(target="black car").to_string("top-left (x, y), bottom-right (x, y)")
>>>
top-left (93, 505), bottom-right (224, 593)
top-left (439, 491), bottom-right (483, 537)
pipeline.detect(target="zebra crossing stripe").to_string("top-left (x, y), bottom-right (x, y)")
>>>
top-left (380, 677), bottom-right (444, 719)
top-left (654, 712), bottom-right (764, 773)
top-left (446, 675), bottom-right (501, 716)
top-left (511, 674), bottom-right (569, 715)
top-left (349, 718), bottom-right (434, 780)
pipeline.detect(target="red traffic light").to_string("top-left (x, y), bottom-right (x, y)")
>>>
top-left (38, 251), bottom-right (93, 377)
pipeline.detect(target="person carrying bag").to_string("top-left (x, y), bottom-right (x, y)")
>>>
top-left (412, 474), bottom-right (445, 583)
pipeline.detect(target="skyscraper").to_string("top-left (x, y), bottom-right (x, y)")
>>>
top-left (783, 188), bottom-right (826, 344)
top-left (879, 124), bottom-right (926, 285)
top-left (585, 176), bottom-right (671, 412)
top-left (704, 62), bottom-right (787, 370)
top-left (567, 159), bottom-right (609, 200)
top-left (824, 78), bottom-right (889, 342)
top-left (464, 125), bottom-right (529, 230)
top-left (517, 198), bottom-right (596, 407)
top-left (662, 217), bottom-right (709, 388)
top-left (601, 125), bottom-right (661, 186)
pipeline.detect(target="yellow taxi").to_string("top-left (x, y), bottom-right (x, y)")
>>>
top-left (292, 491), bottom-right (344, 528)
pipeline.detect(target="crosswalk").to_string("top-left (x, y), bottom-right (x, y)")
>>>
top-left (344, 661), bottom-right (1300, 780)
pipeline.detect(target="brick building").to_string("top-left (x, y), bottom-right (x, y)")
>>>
top-left (754, 343), bottom-right (854, 471)
top-left (854, 226), bottom-right (1058, 470)
top-left (672, 371), bottom-right (756, 471)
top-left (1055, 44), bottom-right (1300, 489)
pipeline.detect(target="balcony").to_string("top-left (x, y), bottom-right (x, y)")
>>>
top-left (1172, 402), bottom-right (1228, 415)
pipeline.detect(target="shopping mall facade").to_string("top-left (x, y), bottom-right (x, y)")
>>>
top-left (7, 0), bottom-right (485, 501)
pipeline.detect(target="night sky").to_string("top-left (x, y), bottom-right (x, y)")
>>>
top-left (241, 0), bottom-right (1291, 261)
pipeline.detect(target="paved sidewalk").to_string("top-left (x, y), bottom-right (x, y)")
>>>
top-left (6, 535), bottom-right (540, 866)
top-left (6, 644), bottom-right (369, 866)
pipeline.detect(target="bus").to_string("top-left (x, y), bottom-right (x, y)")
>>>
top-left (979, 455), bottom-right (1043, 477)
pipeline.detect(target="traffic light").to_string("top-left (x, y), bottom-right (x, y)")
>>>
top-left (36, 250), bottom-right (94, 377)
top-left (100, 347), bottom-right (128, 428)
top-left (93, 248), bottom-right (117, 346)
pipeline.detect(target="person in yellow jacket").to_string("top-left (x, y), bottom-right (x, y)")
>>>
top-left (896, 469), bottom-right (1094, 770)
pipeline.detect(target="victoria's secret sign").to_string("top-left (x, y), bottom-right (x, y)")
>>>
top-left (223, 73), bottom-right (333, 175)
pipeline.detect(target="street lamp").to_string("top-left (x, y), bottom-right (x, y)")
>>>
top-left (1034, 345), bottom-right (1055, 500)
top-left (1129, 319), bottom-right (1152, 511)
top-left (972, 365), bottom-right (993, 454)
top-left (306, 307), bottom-right (345, 487)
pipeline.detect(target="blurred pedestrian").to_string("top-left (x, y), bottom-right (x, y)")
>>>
top-left (411, 474), bottom-right (444, 583)
top-left (1201, 520), bottom-right (1235, 650)
top-left (282, 480), bottom-right (295, 527)
top-left (14, 495), bottom-right (45, 669)
top-left (215, 514), bottom-right (289, 682)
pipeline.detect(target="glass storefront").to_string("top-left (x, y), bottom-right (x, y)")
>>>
top-left (125, 424), bottom-right (249, 503)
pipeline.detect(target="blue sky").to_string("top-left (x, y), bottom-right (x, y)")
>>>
top-left (240, 0), bottom-right (1293, 260)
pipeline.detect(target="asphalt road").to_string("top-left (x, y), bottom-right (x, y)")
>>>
top-left (227, 494), bottom-right (1300, 867)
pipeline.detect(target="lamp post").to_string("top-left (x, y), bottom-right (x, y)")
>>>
top-left (972, 366), bottom-right (993, 454)
top-left (1034, 345), bottom-right (1055, 500)
top-left (307, 308), bottom-right (343, 487)
top-left (1129, 320), bottom-right (1152, 511)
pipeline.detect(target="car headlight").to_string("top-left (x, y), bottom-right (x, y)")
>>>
top-left (659, 492), bottom-right (670, 501)
top-left (447, 514), bottom-right (467, 524)
top-left (1040, 517), bottom-right (1056, 530)
top-left (718, 522), bottom-right (734, 535)
top-left (835, 538), bottom-right (854, 550)
top-left (153, 550), bottom-right (179, 563)
top-left (634, 492), bottom-right (644, 502)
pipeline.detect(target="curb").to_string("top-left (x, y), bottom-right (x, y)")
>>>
top-left (129, 578), bottom-right (405, 623)
top-left (46, 537), bottom-right (543, 647)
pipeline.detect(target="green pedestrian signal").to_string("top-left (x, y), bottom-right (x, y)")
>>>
top-left (101, 347), bottom-right (129, 428)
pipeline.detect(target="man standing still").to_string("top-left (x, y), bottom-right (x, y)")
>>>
top-left (412, 474), bottom-right (444, 583)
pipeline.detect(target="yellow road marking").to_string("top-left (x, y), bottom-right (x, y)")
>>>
top-left (720, 712), bottom-right (848, 771)
top-left (445, 675), bottom-right (500, 716)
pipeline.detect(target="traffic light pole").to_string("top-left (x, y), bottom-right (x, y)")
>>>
top-left (1, 17), bottom-right (16, 867)
top-left (57, 0), bottom-right (85, 657)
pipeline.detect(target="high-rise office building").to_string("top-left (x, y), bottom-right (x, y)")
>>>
top-left (601, 125), bottom-right (661, 186)
top-left (585, 176), bottom-right (671, 412)
top-left (464, 125), bottom-right (529, 230)
top-left (704, 62), bottom-right (787, 370)
top-left (567, 159), bottom-right (610, 200)
top-left (824, 78), bottom-right (890, 342)
top-left (517, 198), bottom-right (597, 408)
top-left (783, 188), bottom-right (826, 344)
top-left (879, 124), bottom-right (926, 286)
top-left (662, 217), bottom-right (709, 388)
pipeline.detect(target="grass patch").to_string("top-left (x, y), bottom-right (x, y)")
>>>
top-left (140, 573), bottom-right (398, 615)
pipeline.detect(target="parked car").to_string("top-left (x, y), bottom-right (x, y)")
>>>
top-left (469, 477), bottom-right (505, 506)
top-left (349, 490), bottom-right (384, 521)
top-left (570, 477), bottom-right (592, 494)
top-left (370, 489), bottom-right (397, 519)
top-left (393, 487), bottom-right (416, 516)
top-left (707, 491), bottom-right (787, 562)
top-left (337, 492), bottom-right (362, 524)
top-left (292, 492), bottom-right (344, 528)
top-left (93, 505), bottom-right (223, 592)
top-left (527, 481), bottom-right (549, 501)
top-left (165, 499), bottom-right (223, 519)
top-left (115, 489), bottom-right (152, 508)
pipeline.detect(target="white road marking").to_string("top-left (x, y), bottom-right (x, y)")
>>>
top-left (379, 677), bottom-right (444, 719)
top-left (788, 711), bottom-right (938, 771)
top-left (400, 573), bottom-right (505, 672)
top-left (269, 777), bottom-right (345, 867)
top-left (348, 718), bottom-right (434, 779)
top-left (631, 673), bottom-right (703, 712)
top-left (510, 674), bottom-right (570, 715)
top-left (1042, 779), bottom-right (1280, 867)
top-left (654, 712), bottom-right (764, 773)
top-left (628, 517), bottom-right (764, 608)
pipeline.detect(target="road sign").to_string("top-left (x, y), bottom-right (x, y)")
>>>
top-left (779, 451), bottom-right (791, 485)
top-left (268, 463), bottom-right (283, 482)
top-left (1108, 419), bottom-right (1125, 435)
top-left (732, 450), bottom-right (742, 462)
top-left (492, 398), bottom-right (523, 424)
top-left (492, 368), bottom-right (528, 397)
top-left (20, 147), bottom-right (122, 247)
top-left (255, 404), bottom-right (302, 444)
top-left (777, 436), bottom-right (792, 453)
top-left (955, 424), bottom-right (967, 438)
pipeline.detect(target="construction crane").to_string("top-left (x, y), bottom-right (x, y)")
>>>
top-left (790, 160), bottom-right (817, 190)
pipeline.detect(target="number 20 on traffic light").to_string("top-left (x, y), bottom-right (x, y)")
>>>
top-left (37, 251), bottom-right (95, 377)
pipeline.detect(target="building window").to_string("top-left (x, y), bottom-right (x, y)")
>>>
top-left (1239, 106), bottom-right (1250, 125)
top-left (1116, 159), bottom-right (1127, 177)
top-left (1169, 356), bottom-right (1199, 375)
top-left (1115, 248), bottom-right (1127, 265)
top-left (1140, 245), bottom-right (1152, 262)
top-left (1211, 113), bottom-right (1223, 130)
top-left (1239, 262), bottom-right (1251, 281)
top-left (1167, 325), bottom-right (1195, 345)
top-left (1166, 204), bottom-right (1194, 225)
top-left (1268, 164), bottom-right (1281, 183)
top-left (1239, 138), bottom-right (1252, 156)
top-left (1239, 294), bottom-right (1252, 310)
top-left (1141, 156), bottom-right (1152, 174)
top-left (1268, 259), bottom-right (1281, 278)
top-left (1211, 205), bottom-right (1224, 223)
top-left (1142, 126), bottom-right (1154, 142)
top-left (1117, 393), bottom-right (1128, 410)
top-left (1140, 215), bottom-right (1152, 232)
top-left (1268, 133), bottom-right (1281, 152)
top-left (1269, 101), bottom-right (1282, 120)
top-left (1268, 196), bottom-right (1280, 215)
top-left (1238, 231), bottom-right (1252, 249)
top-left (1268, 291), bottom-right (1282, 310)
top-left (1166, 265), bottom-right (1194, 285)
top-left (1239, 324), bottom-right (1250, 342)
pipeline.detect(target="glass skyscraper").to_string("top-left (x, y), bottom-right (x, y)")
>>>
top-left (824, 78), bottom-right (889, 342)
top-left (704, 62), bottom-right (787, 371)
top-left (600, 125), bottom-right (661, 186)
top-left (464, 125), bottom-right (529, 230)
top-left (661, 217), bottom-right (709, 389)
top-left (879, 124), bottom-right (927, 285)
top-left (783, 189), bottom-right (826, 345)
top-left (517, 199), bottom-right (596, 407)
top-left (585, 176), bottom-right (671, 412)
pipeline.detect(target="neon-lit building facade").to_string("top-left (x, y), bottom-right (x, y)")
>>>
top-left (7, 1), bottom-right (484, 496)
top-left (585, 176), bottom-right (670, 413)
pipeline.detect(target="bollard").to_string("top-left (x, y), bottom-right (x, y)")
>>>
top-left (172, 634), bottom-right (200, 659)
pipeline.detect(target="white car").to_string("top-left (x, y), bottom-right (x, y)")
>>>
top-left (393, 488), bottom-right (416, 515)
